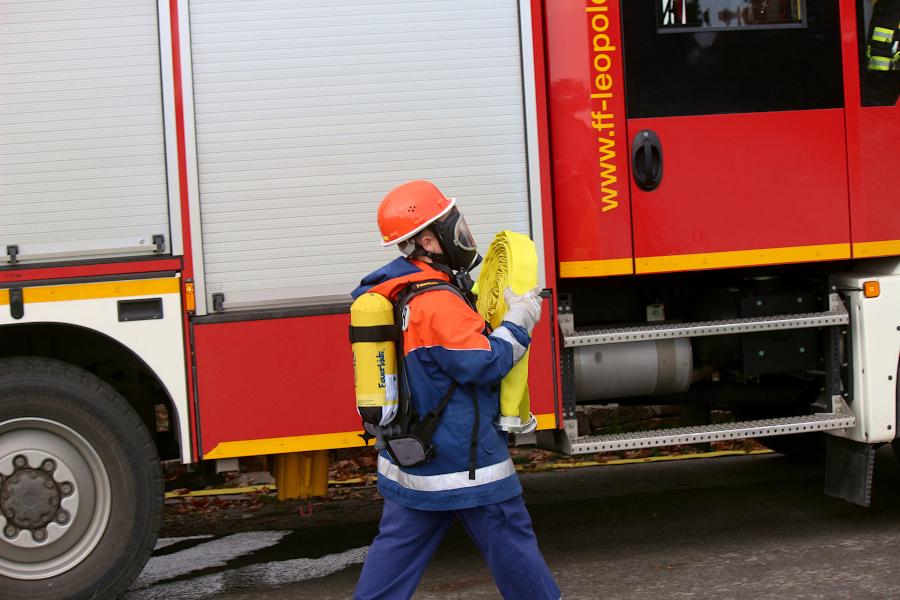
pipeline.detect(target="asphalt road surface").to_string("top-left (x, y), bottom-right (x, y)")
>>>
top-left (127, 447), bottom-right (900, 599)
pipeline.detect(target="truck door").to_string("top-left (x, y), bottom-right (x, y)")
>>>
top-left (850, 0), bottom-right (900, 258)
top-left (623, 1), bottom-right (852, 273)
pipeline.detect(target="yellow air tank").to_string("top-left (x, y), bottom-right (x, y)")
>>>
top-left (350, 292), bottom-right (399, 427)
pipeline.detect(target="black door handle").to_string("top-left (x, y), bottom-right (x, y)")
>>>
top-left (632, 129), bottom-right (663, 191)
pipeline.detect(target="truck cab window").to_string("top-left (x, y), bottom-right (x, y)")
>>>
top-left (624, 0), bottom-right (841, 118)
top-left (859, 0), bottom-right (900, 106)
top-left (658, 0), bottom-right (805, 31)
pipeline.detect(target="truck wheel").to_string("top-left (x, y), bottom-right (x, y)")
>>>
top-left (0, 357), bottom-right (162, 599)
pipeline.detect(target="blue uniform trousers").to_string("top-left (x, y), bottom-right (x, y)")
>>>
top-left (354, 495), bottom-right (560, 600)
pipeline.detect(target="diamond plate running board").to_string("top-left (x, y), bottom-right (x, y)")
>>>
top-left (563, 293), bottom-right (848, 348)
top-left (553, 398), bottom-right (855, 455)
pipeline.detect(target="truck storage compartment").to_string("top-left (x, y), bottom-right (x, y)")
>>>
top-left (1, 0), bottom-right (174, 266)
top-left (188, 0), bottom-right (538, 312)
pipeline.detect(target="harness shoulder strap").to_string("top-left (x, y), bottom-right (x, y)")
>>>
top-left (392, 279), bottom-right (457, 429)
top-left (395, 279), bottom-right (462, 312)
top-left (394, 279), bottom-right (482, 480)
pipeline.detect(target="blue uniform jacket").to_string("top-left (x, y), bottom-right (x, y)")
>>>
top-left (352, 257), bottom-right (531, 511)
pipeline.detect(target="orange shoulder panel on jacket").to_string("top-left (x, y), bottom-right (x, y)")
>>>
top-left (403, 289), bottom-right (490, 354)
top-left (367, 260), bottom-right (450, 300)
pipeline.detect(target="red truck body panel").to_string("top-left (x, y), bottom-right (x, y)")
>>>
top-left (838, 0), bottom-right (900, 259)
top-left (853, 106), bottom-right (900, 257)
top-left (546, 0), bottom-right (634, 278)
top-left (628, 109), bottom-right (851, 273)
top-left (193, 304), bottom-right (560, 459)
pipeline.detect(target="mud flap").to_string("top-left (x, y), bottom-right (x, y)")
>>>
top-left (824, 436), bottom-right (876, 507)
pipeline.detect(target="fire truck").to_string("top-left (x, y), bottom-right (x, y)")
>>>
top-left (1, 0), bottom-right (898, 597)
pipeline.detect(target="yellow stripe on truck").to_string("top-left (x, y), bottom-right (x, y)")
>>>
top-left (204, 413), bottom-right (560, 459)
top-left (636, 243), bottom-right (850, 274)
top-left (559, 258), bottom-right (633, 278)
top-left (0, 278), bottom-right (179, 306)
top-left (205, 431), bottom-right (369, 459)
top-left (853, 239), bottom-right (900, 259)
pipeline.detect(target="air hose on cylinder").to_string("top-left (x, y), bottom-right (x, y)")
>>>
top-left (475, 230), bottom-right (539, 434)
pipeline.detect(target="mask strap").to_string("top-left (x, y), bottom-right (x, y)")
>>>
top-left (406, 242), bottom-right (449, 266)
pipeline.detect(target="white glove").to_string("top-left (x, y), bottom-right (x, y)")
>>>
top-left (503, 286), bottom-right (543, 335)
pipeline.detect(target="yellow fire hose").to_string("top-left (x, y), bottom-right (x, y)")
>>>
top-left (475, 230), bottom-right (538, 432)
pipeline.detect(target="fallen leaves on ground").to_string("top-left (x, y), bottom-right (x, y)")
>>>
top-left (162, 438), bottom-right (767, 533)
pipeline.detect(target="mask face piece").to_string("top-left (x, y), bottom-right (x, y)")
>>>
top-left (433, 207), bottom-right (481, 272)
top-left (453, 214), bottom-right (476, 251)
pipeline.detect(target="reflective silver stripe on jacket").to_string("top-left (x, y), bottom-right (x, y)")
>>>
top-left (378, 455), bottom-right (516, 492)
top-left (490, 325), bottom-right (527, 364)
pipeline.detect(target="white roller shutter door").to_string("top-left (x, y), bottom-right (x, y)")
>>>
top-left (0, 0), bottom-right (171, 265)
top-left (189, 0), bottom-right (533, 309)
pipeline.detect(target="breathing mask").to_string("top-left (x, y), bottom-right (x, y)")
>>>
top-left (399, 206), bottom-right (482, 294)
top-left (430, 207), bottom-right (482, 273)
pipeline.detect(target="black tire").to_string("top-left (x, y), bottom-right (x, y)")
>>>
top-left (0, 357), bottom-right (162, 599)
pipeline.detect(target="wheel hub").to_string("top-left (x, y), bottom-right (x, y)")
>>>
top-left (1, 457), bottom-right (71, 537)
top-left (0, 419), bottom-right (110, 580)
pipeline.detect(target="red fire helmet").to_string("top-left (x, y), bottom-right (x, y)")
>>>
top-left (377, 180), bottom-right (456, 246)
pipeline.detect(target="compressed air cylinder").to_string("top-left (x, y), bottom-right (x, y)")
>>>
top-left (350, 293), bottom-right (398, 427)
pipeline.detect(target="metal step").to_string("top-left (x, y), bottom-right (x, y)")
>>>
top-left (560, 398), bottom-right (855, 455)
top-left (563, 293), bottom-right (848, 348)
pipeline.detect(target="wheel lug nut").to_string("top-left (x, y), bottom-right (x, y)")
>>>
top-left (56, 511), bottom-right (69, 525)
top-left (32, 529), bottom-right (46, 543)
top-left (41, 459), bottom-right (55, 473)
top-left (60, 483), bottom-right (73, 496)
top-left (4, 526), bottom-right (17, 538)
top-left (44, 480), bottom-right (55, 490)
top-left (13, 456), bottom-right (27, 469)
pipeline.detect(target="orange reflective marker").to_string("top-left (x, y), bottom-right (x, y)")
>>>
top-left (184, 281), bottom-right (196, 312)
top-left (863, 281), bottom-right (880, 298)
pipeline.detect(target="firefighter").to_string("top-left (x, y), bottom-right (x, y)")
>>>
top-left (862, 0), bottom-right (900, 105)
top-left (866, 0), bottom-right (900, 72)
top-left (352, 180), bottom-right (560, 600)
